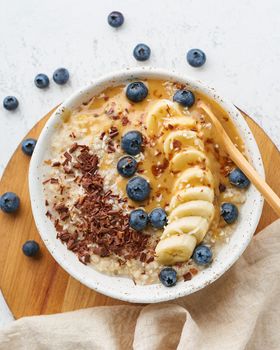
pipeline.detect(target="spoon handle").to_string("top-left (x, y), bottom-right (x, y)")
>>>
top-left (199, 102), bottom-right (280, 217)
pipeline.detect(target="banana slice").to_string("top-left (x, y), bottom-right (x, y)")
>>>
top-left (146, 100), bottom-right (181, 135)
top-left (169, 186), bottom-right (214, 210)
top-left (163, 130), bottom-right (204, 156)
top-left (169, 200), bottom-right (215, 222)
top-left (155, 234), bottom-right (197, 265)
top-left (161, 216), bottom-right (209, 242)
top-left (174, 167), bottom-right (214, 191)
top-left (170, 148), bottom-right (208, 172)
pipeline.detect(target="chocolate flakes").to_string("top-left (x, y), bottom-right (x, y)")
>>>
top-left (46, 145), bottom-right (150, 264)
top-left (50, 178), bottom-right (59, 184)
top-left (69, 142), bottom-right (79, 153)
top-left (52, 161), bottom-right (61, 167)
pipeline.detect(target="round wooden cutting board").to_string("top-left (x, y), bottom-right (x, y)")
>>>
top-left (0, 108), bottom-right (279, 319)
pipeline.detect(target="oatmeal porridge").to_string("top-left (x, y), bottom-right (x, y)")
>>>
top-left (42, 79), bottom-right (250, 286)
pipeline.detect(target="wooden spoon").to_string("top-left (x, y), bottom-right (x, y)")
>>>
top-left (198, 101), bottom-right (280, 217)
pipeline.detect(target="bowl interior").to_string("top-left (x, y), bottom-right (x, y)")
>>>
top-left (29, 68), bottom-right (264, 303)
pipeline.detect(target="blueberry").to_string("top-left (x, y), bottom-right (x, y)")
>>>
top-left (187, 49), bottom-right (206, 67)
top-left (21, 138), bottom-right (37, 156)
top-left (192, 245), bottom-right (212, 265)
top-left (117, 156), bottom-right (137, 178)
top-left (133, 43), bottom-right (151, 61)
top-left (149, 208), bottom-right (167, 229)
top-left (121, 131), bottom-right (143, 155)
top-left (22, 240), bottom-right (40, 257)
top-left (107, 11), bottom-right (124, 28)
top-left (159, 267), bottom-right (177, 287)
top-left (126, 82), bottom-right (148, 103)
top-left (3, 96), bottom-right (19, 111)
top-left (126, 176), bottom-right (151, 202)
top-left (221, 202), bottom-right (239, 224)
top-left (53, 68), bottom-right (69, 85)
top-left (229, 168), bottom-right (250, 189)
top-left (173, 89), bottom-right (195, 107)
top-left (0, 192), bottom-right (20, 213)
top-left (34, 73), bottom-right (49, 89)
top-left (129, 209), bottom-right (148, 231)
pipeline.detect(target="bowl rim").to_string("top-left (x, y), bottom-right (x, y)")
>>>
top-left (29, 67), bottom-right (264, 303)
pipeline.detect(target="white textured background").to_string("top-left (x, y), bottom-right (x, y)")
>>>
top-left (0, 0), bottom-right (279, 327)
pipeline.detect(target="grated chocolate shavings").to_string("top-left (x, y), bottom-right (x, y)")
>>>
top-left (59, 185), bottom-right (65, 195)
top-left (63, 165), bottom-right (73, 174)
top-left (46, 211), bottom-right (52, 219)
top-left (47, 145), bottom-right (149, 264)
top-left (69, 142), bottom-right (79, 153)
top-left (99, 132), bottom-right (106, 140)
top-left (146, 256), bottom-right (154, 264)
top-left (52, 162), bottom-right (61, 167)
top-left (50, 178), bottom-right (59, 184)
top-left (140, 252), bottom-right (147, 262)
top-left (64, 152), bottom-right (72, 161)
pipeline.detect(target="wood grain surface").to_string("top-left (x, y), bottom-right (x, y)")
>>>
top-left (0, 109), bottom-right (279, 319)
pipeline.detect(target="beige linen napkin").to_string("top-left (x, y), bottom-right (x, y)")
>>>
top-left (0, 219), bottom-right (279, 350)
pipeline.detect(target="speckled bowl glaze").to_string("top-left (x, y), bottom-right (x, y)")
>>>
top-left (29, 67), bottom-right (264, 303)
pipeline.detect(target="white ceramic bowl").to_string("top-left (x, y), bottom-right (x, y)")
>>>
top-left (29, 67), bottom-right (264, 303)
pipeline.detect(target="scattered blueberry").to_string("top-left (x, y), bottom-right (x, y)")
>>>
top-left (221, 202), bottom-right (239, 224)
top-left (34, 73), bottom-right (50, 89)
top-left (187, 48), bottom-right (206, 67)
top-left (117, 156), bottom-right (138, 178)
top-left (149, 208), bottom-right (167, 229)
top-left (3, 96), bottom-right (19, 111)
top-left (126, 176), bottom-right (151, 202)
top-left (21, 138), bottom-right (37, 156)
top-left (121, 131), bottom-right (143, 155)
top-left (159, 267), bottom-right (177, 287)
top-left (107, 11), bottom-right (124, 28)
top-left (229, 168), bottom-right (250, 189)
top-left (133, 43), bottom-right (151, 61)
top-left (192, 245), bottom-right (212, 265)
top-left (126, 82), bottom-right (148, 103)
top-left (129, 209), bottom-right (148, 231)
top-left (22, 240), bottom-right (40, 257)
top-left (0, 192), bottom-right (20, 213)
top-left (53, 68), bottom-right (69, 85)
top-left (173, 89), bottom-right (195, 107)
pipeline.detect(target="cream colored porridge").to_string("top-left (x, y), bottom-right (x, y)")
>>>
top-left (42, 79), bottom-right (248, 285)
